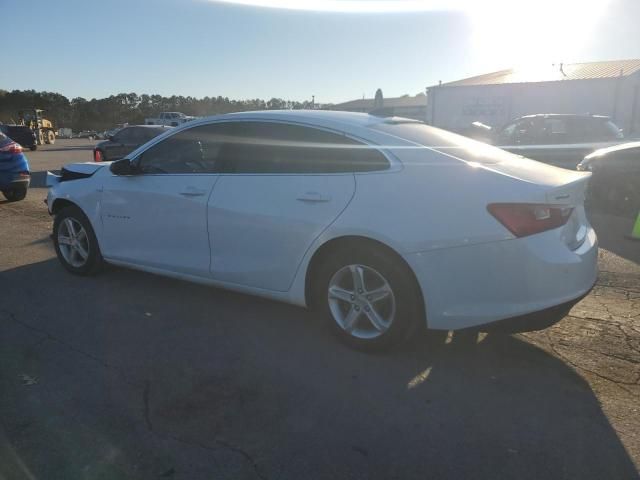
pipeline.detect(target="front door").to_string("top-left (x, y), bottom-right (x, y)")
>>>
top-left (100, 129), bottom-right (219, 276)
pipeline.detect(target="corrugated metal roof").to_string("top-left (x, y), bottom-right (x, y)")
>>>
top-left (440, 59), bottom-right (640, 87)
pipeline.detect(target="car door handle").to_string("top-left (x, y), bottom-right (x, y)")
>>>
top-left (179, 187), bottom-right (207, 197)
top-left (296, 191), bottom-right (331, 203)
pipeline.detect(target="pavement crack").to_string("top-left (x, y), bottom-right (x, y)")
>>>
top-left (1, 309), bottom-right (140, 388)
top-left (544, 331), bottom-right (638, 395)
top-left (140, 379), bottom-right (266, 480)
top-left (143, 381), bottom-right (153, 432)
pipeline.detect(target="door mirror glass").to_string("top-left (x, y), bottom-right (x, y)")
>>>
top-left (110, 158), bottom-right (134, 175)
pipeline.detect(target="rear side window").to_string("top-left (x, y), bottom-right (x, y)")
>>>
top-left (137, 121), bottom-right (390, 174)
top-left (212, 122), bottom-right (389, 174)
top-left (114, 128), bottom-right (134, 143)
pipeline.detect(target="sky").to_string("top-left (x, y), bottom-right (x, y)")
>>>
top-left (1, 0), bottom-right (639, 104)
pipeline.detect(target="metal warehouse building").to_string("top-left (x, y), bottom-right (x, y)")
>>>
top-left (426, 59), bottom-right (640, 136)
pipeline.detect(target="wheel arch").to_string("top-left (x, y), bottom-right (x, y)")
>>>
top-left (304, 235), bottom-right (426, 326)
top-left (50, 198), bottom-right (79, 215)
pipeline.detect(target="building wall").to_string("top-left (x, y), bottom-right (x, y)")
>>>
top-left (426, 73), bottom-right (640, 136)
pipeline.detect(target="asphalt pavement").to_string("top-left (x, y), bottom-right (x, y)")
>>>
top-left (1, 140), bottom-right (639, 479)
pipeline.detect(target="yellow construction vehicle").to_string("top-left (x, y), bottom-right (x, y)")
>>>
top-left (18, 109), bottom-right (56, 145)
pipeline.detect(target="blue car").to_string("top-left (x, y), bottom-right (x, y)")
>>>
top-left (0, 130), bottom-right (30, 201)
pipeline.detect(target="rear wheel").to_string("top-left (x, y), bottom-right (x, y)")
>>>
top-left (53, 206), bottom-right (103, 275)
top-left (47, 130), bottom-right (55, 145)
top-left (2, 186), bottom-right (27, 202)
top-left (314, 245), bottom-right (422, 351)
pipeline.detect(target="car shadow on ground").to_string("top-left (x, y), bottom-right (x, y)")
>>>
top-left (0, 259), bottom-right (638, 479)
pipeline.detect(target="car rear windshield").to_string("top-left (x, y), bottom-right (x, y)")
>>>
top-left (372, 121), bottom-right (515, 165)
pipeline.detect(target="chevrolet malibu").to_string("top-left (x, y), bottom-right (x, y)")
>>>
top-left (46, 111), bottom-right (597, 350)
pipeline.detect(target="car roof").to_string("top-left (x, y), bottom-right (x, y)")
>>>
top-left (184, 110), bottom-right (415, 130)
top-left (591, 141), bottom-right (640, 156)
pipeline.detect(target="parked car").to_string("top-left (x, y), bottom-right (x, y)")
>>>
top-left (471, 114), bottom-right (625, 169)
top-left (0, 124), bottom-right (38, 151)
top-left (93, 125), bottom-right (171, 162)
top-left (57, 128), bottom-right (74, 139)
top-left (0, 130), bottom-right (30, 201)
top-left (46, 111), bottom-right (597, 351)
top-left (145, 111), bottom-right (197, 127)
top-left (578, 141), bottom-right (640, 215)
top-left (77, 130), bottom-right (98, 140)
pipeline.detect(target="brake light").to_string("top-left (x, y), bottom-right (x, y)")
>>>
top-left (0, 142), bottom-right (23, 154)
top-left (94, 150), bottom-right (102, 162)
top-left (487, 203), bottom-right (573, 237)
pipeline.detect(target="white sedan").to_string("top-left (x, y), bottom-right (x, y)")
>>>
top-left (46, 111), bottom-right (597, 350)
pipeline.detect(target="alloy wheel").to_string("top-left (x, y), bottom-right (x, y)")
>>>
top-left (58, 218), bottom-right (90, 268)
top-left (327, 264), bottom-right (396, 339)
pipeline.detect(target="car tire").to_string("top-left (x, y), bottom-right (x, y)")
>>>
top-left (2, 186), bottom-right (27, 202)
top-left (30, 144), bottom-right (37, 151)
top-left (313, 245), bottom-right (422, 352)
top-left (53, 205), bottom-right (103, 275)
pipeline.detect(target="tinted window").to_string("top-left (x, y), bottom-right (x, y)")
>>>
top-left (137, 127), bottom-right (211, 174)
top-left (541, 118), bottom-right (569, 144)
top-left (497, 118), bottom-right (543, 144)
top-left (213, 122), bottom-right (389, 174)
top-left (130, 127), bottom-right (162, 143)
top-left (137, 121), bottom-right (389, 175)
top-left (114, 127), bottom-right (134, 143)
top-left (143, 128), bottom-right (166, 141)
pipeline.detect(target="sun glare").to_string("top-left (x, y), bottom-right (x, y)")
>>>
top-left (210, 0), bottom-right (612, 72)
top-left (468, 0), bottom-right (612, 71)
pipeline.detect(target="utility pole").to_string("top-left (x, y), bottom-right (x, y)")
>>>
top-left (312, 95), bottom-right (315, 109)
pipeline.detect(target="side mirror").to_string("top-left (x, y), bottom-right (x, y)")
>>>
top-left (110, 158), bottom-right (135, 175)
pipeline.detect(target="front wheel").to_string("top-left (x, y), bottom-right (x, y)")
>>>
top-left (314, 246), bottom-right (422, 351)
top-left (53, 206), bottom-right (103, 275)
top-left (47, 130), bottom-right (55, 145)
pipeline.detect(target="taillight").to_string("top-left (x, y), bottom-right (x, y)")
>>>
top-left (94, 150), bottom-right (102, 162)
top-left (487, 203), bottom-right (573, 237)
top-left (0, 142), bottom-right (23, 154)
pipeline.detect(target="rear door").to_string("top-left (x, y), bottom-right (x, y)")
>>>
top-left (206, 121), bottom-right (389, 292)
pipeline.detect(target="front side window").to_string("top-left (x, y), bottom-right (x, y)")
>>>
top-left (136, 126), bottom-right (213, 174)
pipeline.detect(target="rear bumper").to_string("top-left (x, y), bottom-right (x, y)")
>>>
top-left (477, 283), bottom-right (593, 333)
top-left (0, 172), bottom-right (30, 190)
top-left (404, 225), bottom-right (598, 331)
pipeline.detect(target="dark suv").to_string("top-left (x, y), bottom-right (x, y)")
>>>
top-left (93, 125), bottom-right (171, 162)
top-left (0, 125), bottom-right (37, 151)
top-left (491, 114), bottom-right (624, 168)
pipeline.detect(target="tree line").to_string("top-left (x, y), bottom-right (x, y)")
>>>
top-left (0, 90), bottom-right (319, 132)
